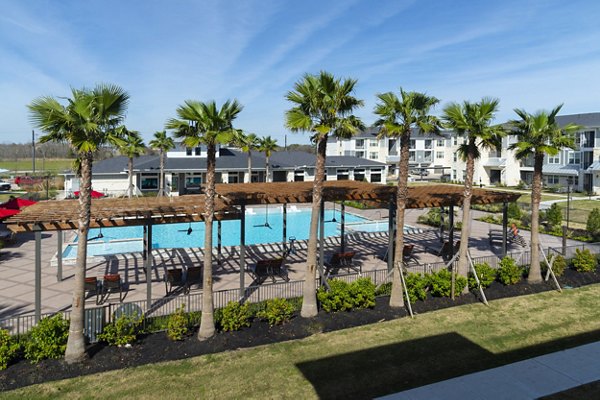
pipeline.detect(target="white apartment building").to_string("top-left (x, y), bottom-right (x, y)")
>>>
top-left (327, 112), bottom-right (600, 193)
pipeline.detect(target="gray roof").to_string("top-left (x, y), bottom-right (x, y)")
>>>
top-left (555, 113), bottom-right (600, 128)
top-left (88, 149), bottom-right (385, 174)
top-left (587, 161), bottom-right (600, 171)
top-left (542, 164), bottom-right (580, 176)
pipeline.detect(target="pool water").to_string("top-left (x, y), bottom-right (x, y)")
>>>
top-left (63, 208), bottom-right (380, 259)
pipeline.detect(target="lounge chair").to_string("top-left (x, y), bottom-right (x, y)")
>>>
top-left (250, 258), bottom-right (289, 282)
top-left (165, 268), bottom-right (185, 296)
top-left (185, 266), bottom-right (202, 292)
top-left (325, 251), bottom-right (361, 276)
top-left (102, 273), bottom-right (123, 302)
top-left (84, 276), bottom-right (101, 305)
top-left (402, 244), bottom-right (417, 264)
top-left (427, 241), bottom-right (453, 261)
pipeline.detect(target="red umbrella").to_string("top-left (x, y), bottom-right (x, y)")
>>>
top-left (74, 190), bottom-right (105, 199)
top-left (0, 197), bottom-right (37, 210)
top-left (0, 208), bottom-right (20, 219)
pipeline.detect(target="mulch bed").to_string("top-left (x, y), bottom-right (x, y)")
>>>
top-left (1, 267), bottom-right (599, 392)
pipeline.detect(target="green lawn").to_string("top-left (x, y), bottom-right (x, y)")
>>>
top-left (0, 159), bottom-right (74, 174)
top-left (563, 199), bottom-right (600, 225)
top-left (4, 285), bottom-right (600, 399)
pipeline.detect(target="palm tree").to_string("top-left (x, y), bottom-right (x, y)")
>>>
top-left (28, 83), bottom-right (129, 363)
top-left (509, 105), bottom-right (580, 282)
top-left (374, 89), bottom-right (442, 307)
top-left (149, 131), bottom-right (175, 196)
top-left (258, 136), bottom-right (278, 182)
top-left (285, 71), bottom-right (364, 317)
top-left (117, 127), bottom-right (145, 197)
top-left (442, 98), bottom-right (505, 291)
top-left (233, 131), bottom-right (259, 183)
top-left (166, 100), bottom-right (242, 340)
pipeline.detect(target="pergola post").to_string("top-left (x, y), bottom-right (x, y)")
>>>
top-left (387, 197), bottom-right (395, 272)
top-left (319, 199), bottom-right (325, 272)
top-left (240, 202), bottom-right (246, 299)
top-left (34, 226), bottom-right (42, 323)
top-left (282, 204), bottom-right (287, 252)
top-left (502, 201), bottom-right (508, 257)
top-left (144, 222), bottom-right (153, 310)
top-left (217, 220), bottom-right (222, 267)
top-left (449, 204), bottom-right (455, 245)
top-left (56, 231), bottom-right (63, 282)
top-left (340, 201), bottom-right (346, 253)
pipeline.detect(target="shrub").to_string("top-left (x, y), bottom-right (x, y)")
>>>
top-left (507, 202), bottom-right (522, 220)
top-left (167, 304), bottom-right (190, 341)
top-left (468, 262), bottom-right (497, 289)
top-left (257, 298), bottom-right (295, 326)
top-left (405, 273), bottom-right (428, 303)
top-left (217, 301), bottom-right (251, 332)
top-left (541, 255), bottom-right (567, 277)
top-left (427, 269), bottom-right (467, 297)
top-left (374, 282), bottom-right (392, 296)
top-left (497, 257), bottom-right (522, 285)
top-left (317, 279), bottom-right (353, 312)
top-left (545, 203), bottom-right (563, 228)
top-left (572, 248), bottom-right (597, 272)
top-left (98, 313), bottom-right (143, 346)
top-left (349, 278), bottom-right (376, 309)
top-left (586, 208), bottom-right (600, 239)
top-left (24, 314), bottom-right (69, 362)
top-left (0, 329), bottom-right (19, 370)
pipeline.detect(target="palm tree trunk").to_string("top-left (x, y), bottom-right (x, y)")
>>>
top-left (198, 142), bottom-right (216, 340)
top-left (528, 152), bottom-right (544, 283)
top-left (246, 151), bottom-right (252, 183)
top-left (158, 150), bottom-right (164, 197)
top-left (265, 154), bottom-right (270, 183)
top-left (301, 136), bottom-right (327, 317)
top-left (64, 152), bottom-right (92, 363)
top-left (457, 140), bottom-right (475, 292)
top-left (390, 132), bottom-right (409, 308)
top-left (128, 157), bottom-right (133, 198)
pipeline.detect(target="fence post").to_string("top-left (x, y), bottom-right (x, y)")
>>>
top-left (562, 226), bottom-right (567, 256)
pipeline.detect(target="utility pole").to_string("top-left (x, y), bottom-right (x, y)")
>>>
top-left (32, 130), bottom-right (36, 175)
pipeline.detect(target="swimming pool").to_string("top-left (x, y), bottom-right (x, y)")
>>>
top-left (62, 208), bottom-right (382, 259)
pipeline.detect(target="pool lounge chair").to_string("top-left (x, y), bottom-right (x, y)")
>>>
top-left (249, 258), bottom-right (288, 283)
top-left (325, 251), bottom-right (361, 276)
top-left (165, 268), bottom-right (185, 296)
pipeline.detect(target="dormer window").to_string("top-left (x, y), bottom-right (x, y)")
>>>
top-left (195, 147), bottom-right (201, 156)
top-left (186, 147), bottom-right (192, 156)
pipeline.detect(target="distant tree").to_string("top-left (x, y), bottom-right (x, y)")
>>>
top-left (149, 131), bottom-right (175, 196)
top-left (232, 131), bottom-right (259, 183)
top-left (258, 136), bottom-right (278, 182)
top-left (507, 202), bottom-right (522, 220)
top-left (545, 203), bottom-right (563, 228)
top-left (587, 208), bottom-right (600, 239)
top-left (117, 128), bottom-right (145, 198)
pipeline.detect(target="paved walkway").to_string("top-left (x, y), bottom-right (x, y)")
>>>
top-left (380, 341), bottom-right (600, 400)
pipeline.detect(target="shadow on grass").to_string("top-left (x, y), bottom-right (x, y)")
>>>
top-left (296, 329), bottom-right (600, 400)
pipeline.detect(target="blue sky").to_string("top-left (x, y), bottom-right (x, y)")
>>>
top-left (1, 0), bottom-right (599, 145)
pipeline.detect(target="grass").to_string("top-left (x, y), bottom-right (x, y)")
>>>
top-left (564, 199), bottom-right (600, 225)
top-left (4, 284), bottom-right (600, 399)
top-left (0, 159), bottom-right (74, 174)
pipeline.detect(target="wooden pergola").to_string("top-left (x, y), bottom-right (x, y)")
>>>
top-left (4, 182), bottom-right (520, 321)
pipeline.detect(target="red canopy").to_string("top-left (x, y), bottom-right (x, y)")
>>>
top-left (0, 197), bottom-right (37, 210)
top-left (0, 208), bottom-right (20, 219)
top-left (74, 190), bottom-right (105, 199)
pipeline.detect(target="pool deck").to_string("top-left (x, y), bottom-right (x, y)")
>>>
top-left (0, 204), bottom-right (582, 318)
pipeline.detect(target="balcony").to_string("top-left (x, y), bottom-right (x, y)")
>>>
top-left (483, 158), bottom-right (506, 167)
top-left (386, 155), bottom-right (400, 163)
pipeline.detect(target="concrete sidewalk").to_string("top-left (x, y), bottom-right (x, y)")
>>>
top-left (379, 341), bottom-right (600, 400)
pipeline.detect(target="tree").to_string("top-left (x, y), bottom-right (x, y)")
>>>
top-left (258, 136), bottom-right (278, 182)
top-left (149, 131), bottom-right (175, 196)
top-left (166, 100), bottom-right (242, 339)
top-left (545, 203), bottom-right (563, 229)
top-left (117, 127), bottom-right (145, 197)
top-left (373, 89), bottom-right (441, 307)
top-left (285, 71), bottom-right (364, 317)
top-left (28, 83), bottom-right (129, 363)
top-left (232, 131), bottom-right (259, 183)
top-left (509, 105), bottom-right (580, 282)
top-left (442, 98), bottom-right (505, 291)
top-left (587, 208), bottom-right (600, 240)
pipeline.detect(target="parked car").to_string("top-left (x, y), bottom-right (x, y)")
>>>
top-left (0, 181), bottom-right (11, 191)
top-left (410, 168), bottom-right (430, 176)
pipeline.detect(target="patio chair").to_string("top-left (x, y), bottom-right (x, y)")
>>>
top-left (185, 266), bottom-right (202, 293)
top-left (325, 251), bottom-right (361, 276)
top-left (402, 244), bottom-right (417, 264)
top-left (269, 257), bottom-right (289, 282)
top-left (250, 259), bottom-right (275, 282)
top-left (165, 268), bottom-right (185, 296)
top-left (84, 276), bottom-right (101, 305)
top-left (102, 273), bottom-right (123, 302)
top-left (427, 241), bottom-right (453, 261)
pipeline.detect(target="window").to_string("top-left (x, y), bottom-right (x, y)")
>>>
top-left (424, 140), bottom-right (432, 149)
top-left (228, 173), bottom-right (239, 184)
top-left (548, 154), bottom-right (560, 164)
top-left (568, 151), bottom-right (581, 165)
top-left (194, 147), bottom-right (201, 156)
top-left (185, 174), bottom-right (202, 187)
top-left (453, 137), bottom-right (458, 146)
top-left (354, 169), bottom-right (365, 181)
top-left (453, 153), bottom-right (458, 162)
top-left (436, 151), bottom-right (444, 159)
top-left (409, 151), bottom-right (415, 161)
top-left (355, 139), bottom-right (365, 149)
top-left (337, 169), bottom-right (349, 181)
top-left (369, 152), bottom-right (378, 160)
top-left (437, 139), bottom-right (445, 147)
top-left (547, 175), bottom-right (559, 185)
top-left (369, 139), bottom-right (378, 147)
top-left (370, 169), bottom-right (382, 183)
top-left (410, 139), bottom-right (416, 149)
top-left (355, 151), bottom-right (365, 158)
top-left (294, 170), bottom-right (304, 182)
top-left (424, 151), bottom-right (432, 162)
top-left (186, 147), bottom-right (192, 156)
top-left (140, 175), bottom-right (158, 190)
